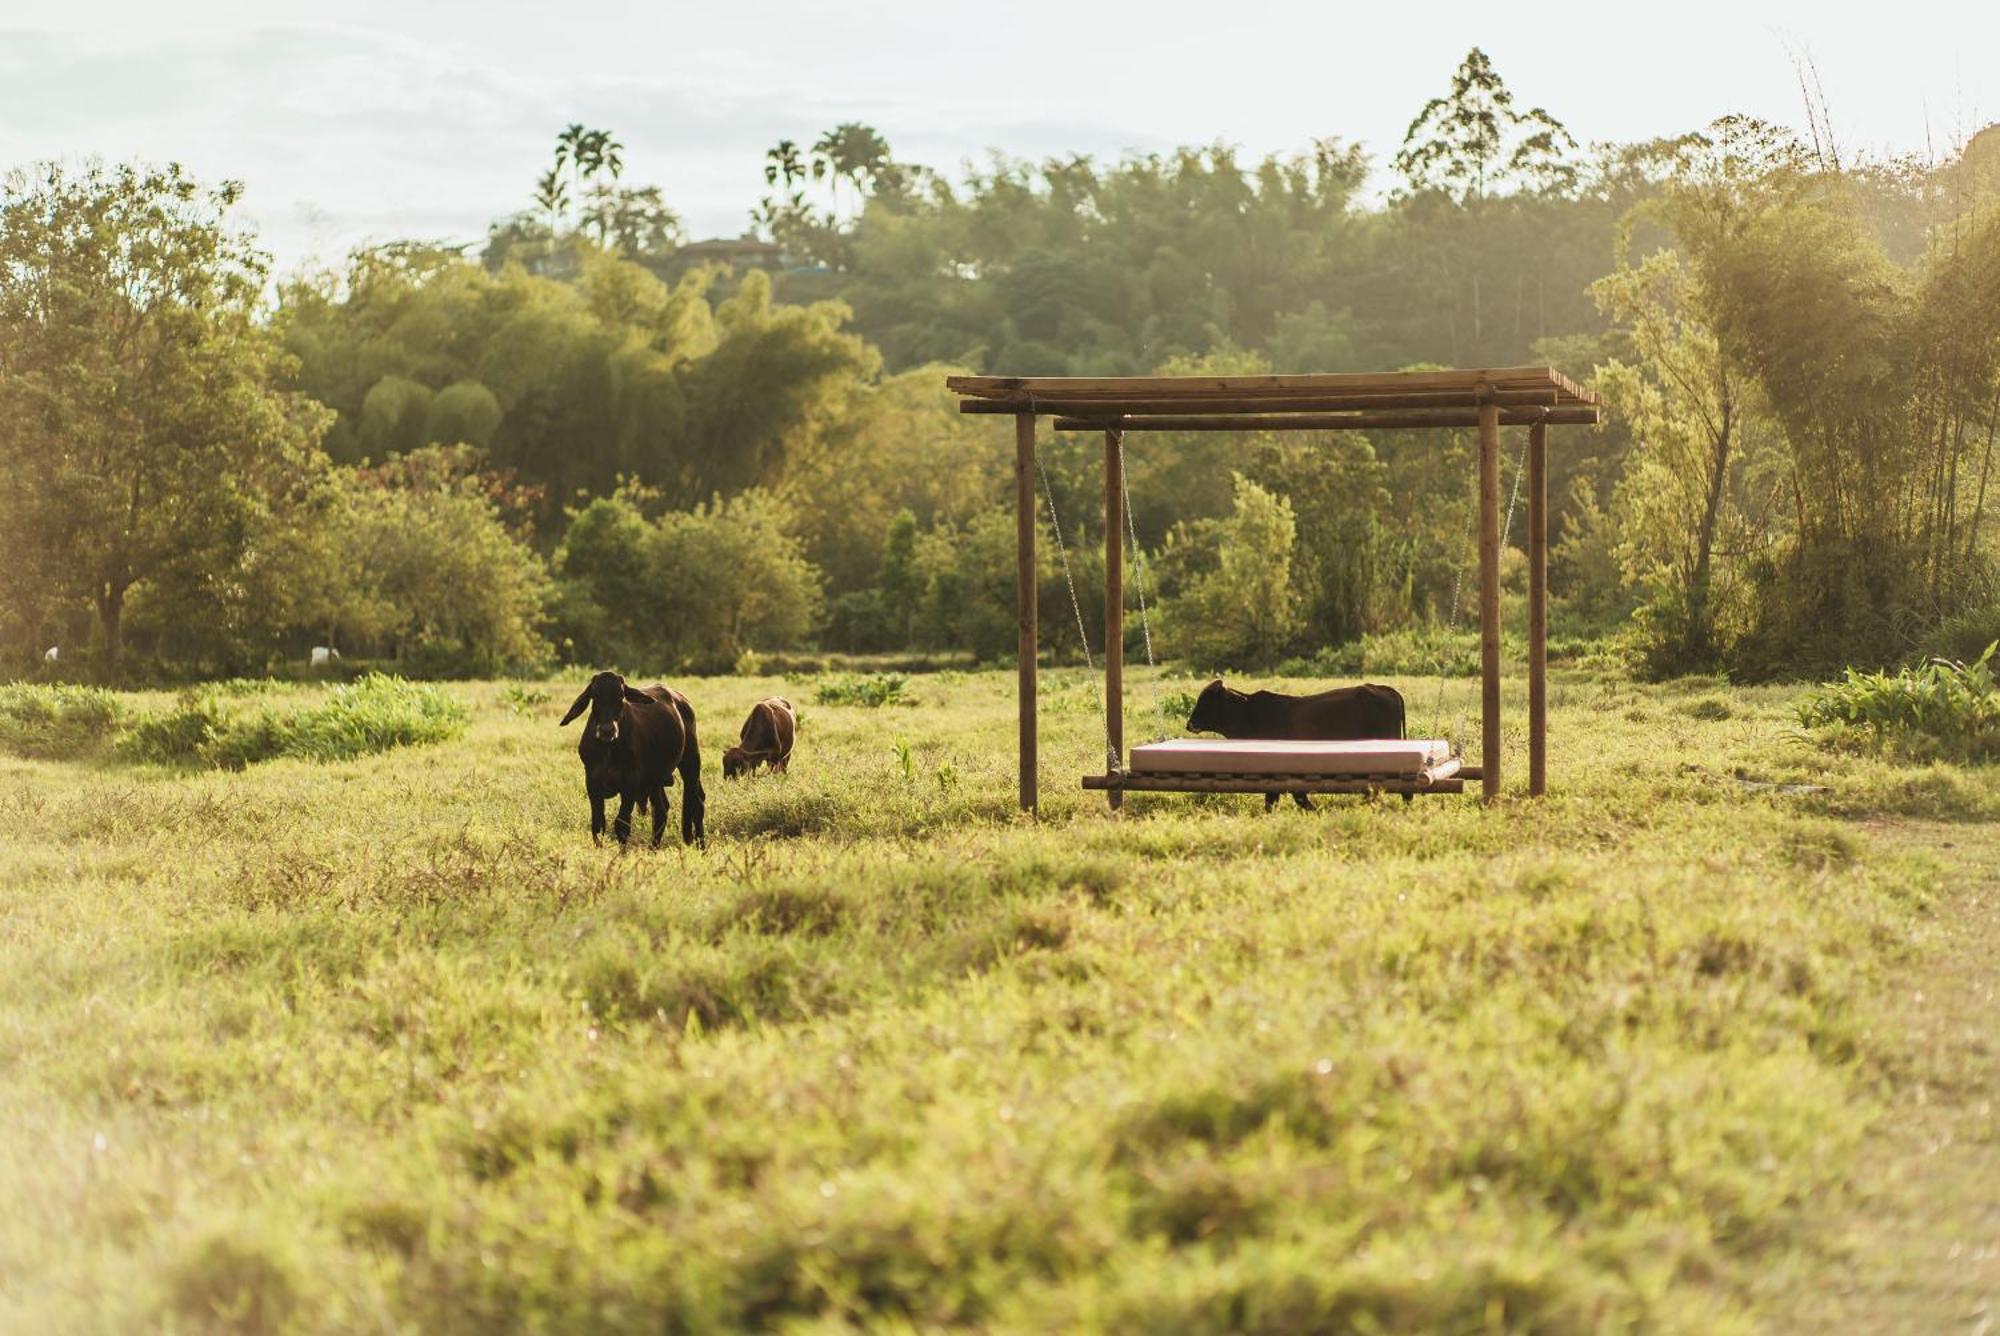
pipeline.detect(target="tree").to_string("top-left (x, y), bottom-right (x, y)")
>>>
top-left (764, 139), bottom-right (807, 197)
top-left (1249, 434), bottom-right (1389, 644)
top-left (1393, 48), bottom-right (1578, 201)
top-left (1592, 248), bottom-right (1776, 670)
top-left (541, 124), bottom-right (627, 235)
top-left (811, 123), bottom-right (893, 217)
top-left (532, 167), bottom-right (570, 231)
top-left (0, 162), bottom-right (331, 670)
top-left (1160, 475), bottom-right (1304, 666)
top-left (580, 184), bottom-right (682, 256)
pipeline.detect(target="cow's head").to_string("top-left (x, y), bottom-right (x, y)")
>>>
top-left (1185, 678), bottom-right (1242, 735)
top-left (722, 745), bottom-right (750, 779)
top-left (560, 670), bottom-right (638, 743)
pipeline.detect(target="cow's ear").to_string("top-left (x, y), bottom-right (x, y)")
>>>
top-left (1205, 678), bottom-right (1224, 691)
top-left (623, 686), bottom-right (653, 705)
top-left (558, 687), bottom-right (591, 726)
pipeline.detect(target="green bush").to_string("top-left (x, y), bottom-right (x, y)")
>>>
top-left (120, 675), bottom-right (468, 769)
top-left (1795, 642), bottom-right (1998, 762)
top-left (0, 683), bottom-right (123, 758)
top-left (117, 694), bottom-right (228, 766)
top-left (815, 673), bottom-right (915, 708)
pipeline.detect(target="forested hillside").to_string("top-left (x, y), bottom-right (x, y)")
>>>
top-left (3, 51), bottom-right (1996, 682)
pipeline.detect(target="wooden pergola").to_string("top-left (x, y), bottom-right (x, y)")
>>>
top-left (945, 368), bottom-right (1604, 811)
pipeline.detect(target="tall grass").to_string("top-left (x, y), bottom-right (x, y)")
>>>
top-left (1796, 642), bottom-right (1999, 762)
top-left (0, 668), bottom-right (1987, 1330)
top-left (0, 683), bottom-right (122, 758)
top-left (118, 674), bottom-right (467, 768)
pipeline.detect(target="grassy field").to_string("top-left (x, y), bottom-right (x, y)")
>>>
top-left (2, 667), bottom-right (1996, 1332)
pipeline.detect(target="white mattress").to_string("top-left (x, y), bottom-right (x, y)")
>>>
top-left (1128, 737), bottom-right (1454, 776)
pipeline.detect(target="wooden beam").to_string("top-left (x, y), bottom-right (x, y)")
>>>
top-left (1082, 774), bottom-right (1467, 796)
top-left (948, 366), bottom-right (1595, 401)
top-left (1479, 404), bottom-right (1502, 802)
top-left (1051, 408), bottom-right (1601, 432)
top-left (962, 389), bottom-right (1563, 415)
top-left (1104, 430), bottom-right (1124, 812)
top-left (1528, 419), bottom-right (1548, 798)
top-left (1016, 412), bottom-right (1038, 815)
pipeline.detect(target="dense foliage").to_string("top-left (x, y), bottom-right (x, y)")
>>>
top-left (3, 51), bottom-right (1997, 682)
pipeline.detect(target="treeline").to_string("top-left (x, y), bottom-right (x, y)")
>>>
top-left (2, 51), bottom-right (1997, 681)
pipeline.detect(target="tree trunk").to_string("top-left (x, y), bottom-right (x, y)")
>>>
top-left (96, 584), bottom-right (126, 672)
top-left (1685, 403), bottom-right (1734, 663)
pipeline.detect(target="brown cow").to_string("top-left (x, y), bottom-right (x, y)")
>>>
top-left (722, 697), bottom-right (796, 778)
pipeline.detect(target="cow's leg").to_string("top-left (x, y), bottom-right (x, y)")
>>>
top-left (680, 758), bottom-right (706, 848)
top-left (590, 796), bottom-right (607, 845)
top-left (613, 795), bottom-right (635, 846)
top-left (650, 785), bottom-right (670, 848)
top-left (1293, 792), bottom-right (1316, 812)
top-left (1264, 791), bottom-right (1280, 812)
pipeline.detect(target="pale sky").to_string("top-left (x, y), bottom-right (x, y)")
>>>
top-left (2, 1), bottom-right (1993, 273)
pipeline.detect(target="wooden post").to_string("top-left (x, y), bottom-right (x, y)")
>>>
top-left (1528, 419), bottom-right (1548, 797)
top-left (1478, 402), bottom-right (1502, 802)
top-left (1016, 412), bottom-right (1039, 814)
top-left (1104, 430), bottom-right (1125, 810)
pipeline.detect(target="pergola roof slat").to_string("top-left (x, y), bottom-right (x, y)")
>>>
top-left (1051, 407), bottom-right (1601, 432)
top-left (947, 365), bottom-right (1599, 411)
top-left (961, 388), bottom-right (1567, 416)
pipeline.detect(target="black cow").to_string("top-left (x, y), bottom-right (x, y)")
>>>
top-left (1186, 678), bottom-right (1406, 811)
top-left (559, 671), bottom-right (706, 847)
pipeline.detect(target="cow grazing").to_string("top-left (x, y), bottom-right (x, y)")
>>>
top-left (1186, 678), bottom-right (1407, 811)
top-left (559, 671), bottom-right (706, 847)
top-left (722, 697), bottom-right (796, 778)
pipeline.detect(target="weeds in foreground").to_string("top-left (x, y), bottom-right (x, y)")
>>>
top-left (117, 674), bottom-right (466, 768)
top-left (1796, 642), bottom-right (1998, 762)
top-left (0, 682), bottom-right (122, 758)
top-left (815, 673), bottom-right (915, 708)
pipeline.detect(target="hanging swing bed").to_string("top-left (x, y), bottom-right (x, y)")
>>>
top-left (946, 367), bottom-right (1603, 811)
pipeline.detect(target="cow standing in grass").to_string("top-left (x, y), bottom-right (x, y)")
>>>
top-left (722, 697), bottom-right (796, 778)
top-left (1186, 678), bottom-right (1407, 811)
top-left (560, 671), bottom-right (706, 847)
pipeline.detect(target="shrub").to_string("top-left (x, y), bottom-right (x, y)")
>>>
top-left (500, 684), bottom-right (552, 716)
top-left (118, 694), bottom-right (228, 766)
top-left (0, 683), bottom-right (123, 758)
top-left (120, 675), bottom-right (468, 769)
top-left (1795, 642), bottom-right (1999, 762)
top-left (815, 674), bottom-right (915, 708)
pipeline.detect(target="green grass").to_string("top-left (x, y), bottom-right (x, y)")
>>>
top-left (0, 668), bottom-right (1991, 1331)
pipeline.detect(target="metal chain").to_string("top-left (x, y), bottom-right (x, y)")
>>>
top-left (1037, 455), bottom-right (1093, 672)
top-left (1116, 431), bottom-right (1169, 742)
top-left (1430, 433), bottom-right (1531, 743)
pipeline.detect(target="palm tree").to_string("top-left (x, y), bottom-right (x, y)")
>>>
top-left (764, 139), bottom-right (806, 194)
top-left (532, 166), bottom-right (569, 230)
top-left (809, 123), bottom-right (892, 218)
top-left (589, 129), bottom-right (624, 182)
